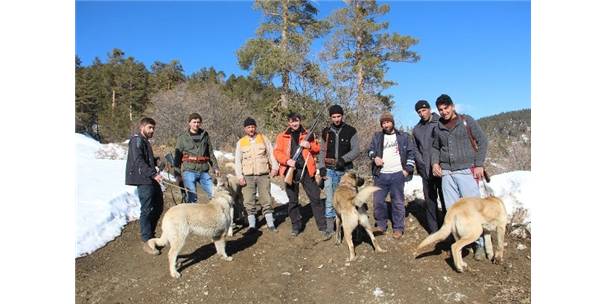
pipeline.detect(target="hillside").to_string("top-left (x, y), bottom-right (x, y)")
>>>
top-left (477, 109), bottom-right (531, 174)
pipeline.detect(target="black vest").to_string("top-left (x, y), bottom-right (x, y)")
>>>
top-left (321, 123), bottom-right (356, 161)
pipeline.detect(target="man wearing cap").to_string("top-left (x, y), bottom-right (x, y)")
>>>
top-left (174, 112), bottom-right (220, 202)
top-left (234, 117), bottom-right (279, 234)
top-left (367, 112), bottom-right (415, 240)
top-left (412, 100), bottom-right (445, 233)
top-left (317, 104), bottom-right (360, 240)
top-left (274, 112), bottom-right (328, 237)
top-left (431, 94), bottom-right (488, 259)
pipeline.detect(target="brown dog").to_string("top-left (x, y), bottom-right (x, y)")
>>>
top-left (333, 172), bottom-right (386, 261)
top-left (147, 175), bottom-right (239, 279)
top-left (415, 196), bottom-right (507, 272)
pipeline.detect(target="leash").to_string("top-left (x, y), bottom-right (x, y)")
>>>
top-left (161, 180), bottom-right (204, 203)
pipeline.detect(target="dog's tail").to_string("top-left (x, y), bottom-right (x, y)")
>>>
top-left (353, 186), bottom-right (380, 208)
top-left (415, 215), bottom-right (454, 255)
top-left (148, 233), bottom-right (169, 249)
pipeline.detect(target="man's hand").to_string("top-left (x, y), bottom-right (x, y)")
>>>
top-left (473, 166), bottom-right (485, 180)
top-left (432, 164), bottom-right (442, 177)
top-left (299, 140), bottom-right (310, 149)
top-left (270, 168), bottom-right (278, 177)
top-left (153, 174), bottom-right (163, 184)
top-left (403, 171), bottom-right (409, 177)
top-left (239, 177), bottom-right (246, 186)
top-left (374, 157), bottom-right (384, 167)
top-left (287, 159), bottom-right (296, 167)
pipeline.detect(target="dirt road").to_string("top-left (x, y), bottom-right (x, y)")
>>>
top-left (76, 195), bottom-right (530, 304)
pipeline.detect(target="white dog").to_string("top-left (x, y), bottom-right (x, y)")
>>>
top-left (147, 175), bottom-right (239, 278)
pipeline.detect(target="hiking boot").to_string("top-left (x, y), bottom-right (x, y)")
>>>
top-left (372, 227), bottom-right (386, 236)
top-left (392, 231), bottom-right (403, 240)
top-left (267, 226), bottom-right (278, 233)
top-left (142, 241), bottom-right (159, 255)
top-left (291, 229), bottom-right (301, 237)
top-left (474, 245), bottom-right (486, 261)
top-left (321, 230), bottom-right (334, 241)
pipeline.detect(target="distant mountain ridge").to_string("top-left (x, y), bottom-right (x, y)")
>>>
top-left (477, 109), bottom-right (531, 174)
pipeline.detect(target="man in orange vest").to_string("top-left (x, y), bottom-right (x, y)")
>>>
top-left (234, 117), bottom-right (279, 234)
top-left (273, 112), bottom-right (328, 237)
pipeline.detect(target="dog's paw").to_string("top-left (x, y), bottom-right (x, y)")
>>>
top-left (493, 256), bottom-right (503, 265)
top-left (222, 256), bottom-right (233, 262)
top-left (170, 271), bottom-right (181, 279)
top-left (346, 256), bottom-right (358, 262)
top-left (487, 253), bottom-right (495, 261)
top-left (376, 247), bottom-right (387, 253)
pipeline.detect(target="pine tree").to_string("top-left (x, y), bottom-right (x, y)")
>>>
top-left (322, 0), bottom-right (420, 109)
top-left (237, 0), bottom-right (329, 110)
top-left (149, 60), bottom-right (186, 92)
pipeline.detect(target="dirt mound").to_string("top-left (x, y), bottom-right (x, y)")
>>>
top-left (76, 196), bottom-right (530, 304)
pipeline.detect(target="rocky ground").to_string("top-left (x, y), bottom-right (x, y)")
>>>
top-left (75, 188), bottom-right (530, 304)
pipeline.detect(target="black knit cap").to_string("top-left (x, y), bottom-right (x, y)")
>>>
top-left (415, 100), bottom-right (430, 111)
top-left (435, 94), bottom-right (453, 107)
top-left (328, 104), bottom-right (344, 116)
top-left (287, 112), bottom-right (302, 121)
top-left (243, 117), bottom-right (257, 127)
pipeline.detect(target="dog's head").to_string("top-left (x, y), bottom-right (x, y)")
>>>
top-left (340, 172), bottom-right (366, 188)
top-left (213, 174), bottom-right (240, 206)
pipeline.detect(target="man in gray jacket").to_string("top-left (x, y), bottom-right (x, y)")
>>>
top-left (431, 94), bottom-right (488, 259)
top-left (412, 100), bottom-right (445, 233)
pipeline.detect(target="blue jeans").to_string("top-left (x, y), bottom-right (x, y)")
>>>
top-left (324, 168), bottom-right (345, 218)
top-left (182, 170), bottom-right (213, 203)
top-left (441, 168), bottom-right (484, 247)
top-left (373, 172), bottom-right (406, 232)
top-left (137, 183), bottom-right (164, 241)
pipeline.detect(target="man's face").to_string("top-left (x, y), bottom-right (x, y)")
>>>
top-left (140, 123), bottom-right (155, 139)
top-left (437, 104), bottom-right (455, 120)
top-left (330, 113), bottom-right (343, 126)
top-left (288, 118), bottom-right (301, 130)
top-left (417, 108), bottom-right (432, 122)
top-left (381, 120), bottom-right (394, 133)
top-left (189, 118), bottom-right (201, 132)
top-left (244, 125), bottom-right (256, 137)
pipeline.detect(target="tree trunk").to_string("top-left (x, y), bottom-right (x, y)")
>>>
top-left (279, 0), bottom-right (289, 109)
top-left (111, 89), bottom-right (116, 113)
top-left (354, 0), bottom-right (365, 107)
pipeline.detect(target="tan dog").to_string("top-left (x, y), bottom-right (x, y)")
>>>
top-left (415, 196), bottom-right (507, 272)
top-left (147, 175), bottom-right (239, 279)
top-left (333, 172), bottom-right (386, 261)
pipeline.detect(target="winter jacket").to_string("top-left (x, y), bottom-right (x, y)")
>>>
top-left (413, 113), bottom-right (440, 179)
top-left (431, 113), bottom-right (487, 171)
top-left (174, 129), bottom-right (219, 174)
top-left (125, 134), bottom-right (158, 185)
top-left (235, 133), bottom-right (278, 177)
top-left (367, 129), bottom-right (415, 178)
top-left (318, 123), bottom-right (359, 171)
top-left (273, 127), bottom-right (320, 177)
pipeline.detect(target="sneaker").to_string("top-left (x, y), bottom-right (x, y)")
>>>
top-left (142, 241), bottom-right (159, 255)
top-left (474, 245), bottom-right (486, 261)
top-left (392, 231), bottom-right (403, 240)
top-left (372, 227), bottom-right (386, 236)
top-left (267, 226), bottom-right (278, 233)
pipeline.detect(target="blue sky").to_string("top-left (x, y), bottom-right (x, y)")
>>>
top-left (76, 0), bottom-right (530, 128)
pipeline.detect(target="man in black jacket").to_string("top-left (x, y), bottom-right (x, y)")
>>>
top-left (412, 100), bottom-right (445, 233)
top-left (125, 117), bottom-right (164, 255)
top-left (317, 105), bottom-right (360, 240)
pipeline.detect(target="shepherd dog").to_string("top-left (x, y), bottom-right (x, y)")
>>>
top-left (147, 175), bottom-right (239, 279)
top-left (415, 196), bottom-right (507, 272)
top-left (333, 172), bottom-right (386, 261)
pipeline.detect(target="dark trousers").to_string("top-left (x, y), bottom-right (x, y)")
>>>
top-left (423, 176), bottom-right (445, 233)
top-left (373, 172), bottom-right (405, 232)
top-left (137, 183), bottom-right (164, 241)
top-left (285, 170), bottom-right (326, 232)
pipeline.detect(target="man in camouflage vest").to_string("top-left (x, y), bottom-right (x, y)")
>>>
top-left (235, 117), bottom-right (279, 233)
